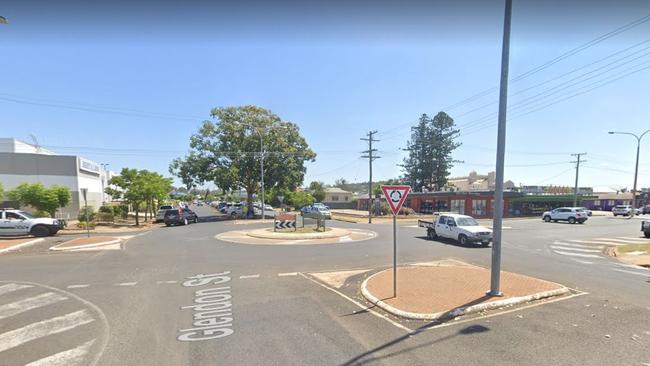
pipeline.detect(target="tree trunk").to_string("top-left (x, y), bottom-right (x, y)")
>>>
top-left (134, 204), bottom-right (140, 226)
top-left (246, 189), bottom-right (254, 220)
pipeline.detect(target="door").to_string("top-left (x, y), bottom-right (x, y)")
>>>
top-left (558, 208), bottom-right (571, 220)
top-left (435, 216), bottom-right (450, 238)
top-left (0, 212), bottom-right (29, 235)
top-left (446, 217), bottom-right (460, 240)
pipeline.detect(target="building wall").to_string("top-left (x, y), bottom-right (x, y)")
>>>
top-left (324, 192), bottom-right (352, 203)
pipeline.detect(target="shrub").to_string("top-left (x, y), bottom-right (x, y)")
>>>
top-left (77, 207), bottom-right (96, 222)
top-left (96, 212), bottom-right (114, 222)
top-left (399, 207), bottom-right (415, 216)
top-left (77, 221), bottom-right (96, 229)
top-left (379, 202), bottom-right (390, 216)
top-left (98, 205), bottom-right (114, 214)
top-left (113, 204), bottom-right (128, 219)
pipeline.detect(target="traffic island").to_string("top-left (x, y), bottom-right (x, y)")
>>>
top-left (0, 238), bottom-right (45, 254)
top-left (361, 261), bottom-right (570, 320)
top-left (246, 227), bottom-right (351, 240)
top-left (50, 236), bottom-right (122, 251)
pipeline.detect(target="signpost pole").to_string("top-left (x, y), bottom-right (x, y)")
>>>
top-left (393, 214), bottom-right (397, 298)
top-left (81, 188), bottom-right (89, 238)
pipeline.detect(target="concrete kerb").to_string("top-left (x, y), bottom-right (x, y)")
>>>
top-left (0, 238), bottom-right (44, 254)
top-left (360, 269), bottom-right (571, 321)
top-left (246, 227), bottom-right (351, 240)
top-left (50, 238), bottom-right (122, 251)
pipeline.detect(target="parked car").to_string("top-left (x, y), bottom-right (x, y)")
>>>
top-left (155, 204), bottom-right (175, 223)
top-left (542, 207), bottom-right (588, 224)
top-left (163, 208), bottom-right (198, 226)
top-left (0, 209), bottom-right (62, 237)
top-left (301, 205), bottom-right (332, 219)
top-left (576, 207), bottom-right (592, 216)
top-left (643, 205), bottom-right (650, 215)
top-left (418, 213), bottom-right (492, 247)
top-left (226, 203), bottom-right (244, 217)
top-left (612, 205), bottom-right (633, 216)
top-left (642, 220), bottom-right (650, 238)
top-left (253, 203), bottom-right (276, 218)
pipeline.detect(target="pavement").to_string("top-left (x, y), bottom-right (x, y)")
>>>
top-left (362, 261), bottom-right (568, 319)
top-left (0, 205), bottom-right (649, 365)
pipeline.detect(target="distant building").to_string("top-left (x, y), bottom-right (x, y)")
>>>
top-left (521, 185), bottom-right (593, 195)
top-left (323, 187), bottom-right (354, 209)
top-left (0, 138), bottom-right (114, 218)
top-left (447, 171), bottom-right (515, 191)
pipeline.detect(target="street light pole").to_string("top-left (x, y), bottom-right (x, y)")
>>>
top-left (608, 130), bottom-right (650, 217)
top-left (489, 0), bottom-right (513, 297)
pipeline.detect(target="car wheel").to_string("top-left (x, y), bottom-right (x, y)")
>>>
top-left (458, 234), bottom-right (468, 246)
top-left (613, 214), bottom-right (617, 217)
top-left (165, 223), bottom-right (171, 227)
top-left (30, 225), bottom-right (50, 237)
top-left (481, 241), bottom-right (490, 247)
top-left (543, 216), bottom-right (551, 222)
top-left (645, 232), bottom-right (650, 238)
top-left (183, 218), bottom-right (188, 225)
top-left (568, 217), bottom-right (576, 224)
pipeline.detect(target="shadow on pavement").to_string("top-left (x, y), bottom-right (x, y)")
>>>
top-left (414, 236), bottom-right (489, 249)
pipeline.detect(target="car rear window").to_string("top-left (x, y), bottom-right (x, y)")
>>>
top-left (165, 209), bottom-right (179, 215)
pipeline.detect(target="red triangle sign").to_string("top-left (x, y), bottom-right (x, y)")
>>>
top-left (381, 185), bottom-right (412, 216)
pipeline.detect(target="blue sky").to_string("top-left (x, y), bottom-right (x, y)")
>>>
top-left (1, 0), bottom-right (649, 191)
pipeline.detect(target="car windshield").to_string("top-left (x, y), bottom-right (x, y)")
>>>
top-left (457, 218), bottom-right (479, 226)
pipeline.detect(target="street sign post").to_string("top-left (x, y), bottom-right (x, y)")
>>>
top-left (80, 188), bottom-right (89, 238)
top-left (380, 185), bottom-right (411, 298)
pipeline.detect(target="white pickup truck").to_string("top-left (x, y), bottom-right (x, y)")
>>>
top-left (0, 209), bottom-right (62, 237)
top-left (418, 213), bottom-right (492, 247)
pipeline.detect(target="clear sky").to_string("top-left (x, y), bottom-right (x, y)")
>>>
top-left (2, 0), bottom-right (649, 191)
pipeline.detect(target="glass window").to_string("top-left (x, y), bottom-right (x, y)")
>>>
top-left (450, 199), bottom-right (465, 214)
top-left (6, 212), bottom-right (23, 220)
top-left (447, 217), bottom-right (456, 225)
top-left (438, 216), bottom-right (447, 224)
top-left (472, 200), bottom-right (486, 216)
top-left (344, 196), bottom-right (348, 201)
top-left (332, 195), bottom-right (339, 201)
top-left (457, 217), bottom-right (479, 226)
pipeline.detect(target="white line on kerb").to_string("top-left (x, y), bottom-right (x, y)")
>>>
top-left (67, 284), bottom-right (90, 289)
top-left (0, 283), bottom-right (33, 296)
top-left (156, 280), bottom-right (178, 284)
top-left (0, 309), bottom-right (94, 353)
top-left (0, 292), bottom-right (68, 320)
top-left (25, 339), bottom-right (96, 366)
top-left (113, 282), bottom-right (137, 287)
top-left (278, 272), bottom-right (298, 277)
top-left (239, 274), bottom-right (260, 279)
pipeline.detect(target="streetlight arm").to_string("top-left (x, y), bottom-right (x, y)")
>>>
top-left (609, 131), bottom-right (640, 141)
top-left (640, 129), bottom-right (650, 141)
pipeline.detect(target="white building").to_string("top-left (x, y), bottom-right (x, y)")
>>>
top-left (0, 138), bottom-right (113, 218)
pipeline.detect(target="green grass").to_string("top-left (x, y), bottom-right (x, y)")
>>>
top-left (617, 243), bottom-right (650, 254)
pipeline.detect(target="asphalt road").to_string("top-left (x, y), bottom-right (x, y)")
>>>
top-left (0, 206), bottom-right (649, 365)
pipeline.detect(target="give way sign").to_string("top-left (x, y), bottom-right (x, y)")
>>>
top-left (381, 185), bottom-right (412, 216)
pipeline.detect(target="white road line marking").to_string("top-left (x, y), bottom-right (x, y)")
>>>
top-left (0, 283), bottom-right (33, 296)
top-left (298, 273), bottom-right (411, 333)
top-left (593, 237), bottom-right (646, 243)
top-left (553, 241), bottom-right (603, 249)
top-left (617, 237), bottom-right (650, 241)
top-left (611, 269), bottom-right (649, 277)
top-left (614, 263), bottom-right (650, 272)
top-left (113, 282), bottom-right (137, 287)
top-left (339, 236), bottom-right (353, 242)
top-left (25, 339), bottom-right (96, 366)
top-left (278, 272), bottom-right (298, 277)
top-left (0, 309), bottom-right (94, 353)
top-left (0, 292), bottom-right (68, 320)
top-left (239, 274), bottom-right (260, 279)
top-left (569, 239), bottom-right (627, 246)
top-left (550, 246), bottom-right (602, 253)
top-left (569, 259), bottom-right (594, 265)
top-left (156, 280), bottom-right (178, 284)
top-left (552, 250), bottom-right (603, 259)
top-left (66, 285), bottom-right (90, 289)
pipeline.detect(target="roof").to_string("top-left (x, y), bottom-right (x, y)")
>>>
top-left (325, 187), bottom-right (352, 194)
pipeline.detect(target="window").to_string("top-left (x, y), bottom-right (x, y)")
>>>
top-left (6, 212), bottom-right (23, 220)
top-left (450, 199), bottom-right (465, 214)
top-left (608, 200), bottom-right (615, 206)
top-left (447, 217), bottom-right (456, 226)
top-left (331, 195), bottom-right (339, 201)
top-left (472, 200), bottom-right (486, 216)
top-left (593, 200), bottom-right (601, 206)
top-left (344, 196), bottom-right (349, 201)
top-left (438, 216), bottom-right (447, 224)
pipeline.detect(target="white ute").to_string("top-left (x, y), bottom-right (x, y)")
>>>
top-left (418, 213), bottom-right (492, 247)
top-left (0, 209), bottom-right (62, 237)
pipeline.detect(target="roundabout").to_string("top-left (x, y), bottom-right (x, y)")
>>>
top-left (215, 227), bottom-right (377, 245)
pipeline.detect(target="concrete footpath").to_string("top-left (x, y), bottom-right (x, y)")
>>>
top-left (362, 260), bottom-right (569, 320)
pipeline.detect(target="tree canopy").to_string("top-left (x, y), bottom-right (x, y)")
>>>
top-left (308, 181), bottom-right (326, 202)
top-left (402, 112), bottom-right (460, 192)
top-left (7, 183), bottom-right (71, 217)
top-left (107, 168), bottom-right (172, 225)
top-left (170, 106), bottom-right (316, 211)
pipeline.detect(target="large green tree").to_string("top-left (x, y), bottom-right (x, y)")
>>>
top-left (7, 183), bottom-right (70, 217)
top-left (308, 181), bottom-right (326, 202)
top-left (106, 168), bottom-right (146, 226)
top-left (402, 112), bottom-right (460, 192)
top-left (170, 106), bottom-right (316, 215)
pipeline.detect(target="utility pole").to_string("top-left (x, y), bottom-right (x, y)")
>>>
top-left (608, 130), bottom-right (649, 217)
top-left (489, 0), bottom-right (512, 297)
top-left (361, 131), bottom-right (380, 224)
top-left (571, 153), bottom-right (587, 207)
